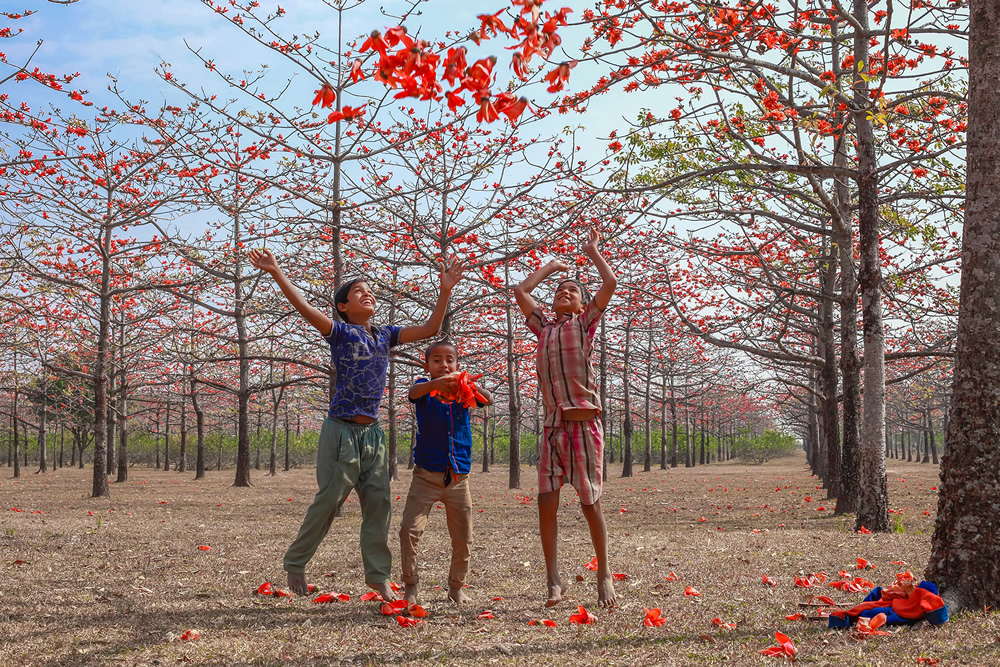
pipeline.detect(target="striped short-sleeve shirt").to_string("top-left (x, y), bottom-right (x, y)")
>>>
top-left (526, 300), bottom-right (604, 427)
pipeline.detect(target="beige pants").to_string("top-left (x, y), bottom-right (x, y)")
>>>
top-left (398, 466), bottom-right (473, 589)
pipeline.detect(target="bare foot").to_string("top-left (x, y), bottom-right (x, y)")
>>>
top-left (545, 576), bottom-right (564, 608)
top-left (448, 586), bottom-right (470, 604)
top-left (403, 583), bottom-right (418, 605)
top-left (597, 575), bottom-right (617, 608)
top-left (287, 571), bottom-right (310, 596)
top-left (368, 581), bottom-right (396, 601)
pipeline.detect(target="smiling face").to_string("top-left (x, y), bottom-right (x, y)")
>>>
top-left (336, 281), bottom-right (376, 323)
top-left (552, 279), bottom-right (586, 317)
top-left (424, 342), bottom-right (459, 379)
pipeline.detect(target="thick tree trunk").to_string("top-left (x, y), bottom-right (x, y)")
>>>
top-left (504, 286), bottom-right (521, 489)
top-left (481, 406), bottom-right (489, 473)
top-left (179, 399), bottom-right (187, 474)
top-left (853, 0), bottom-right (889, 532)
top-left (36, 393), bottom-right (48, 474)
top-left (269, 405), bottom-right (279, 477)
top-left (621, 319), bottom-right (633, 478)
top-left (12, 383), bottom-right (20, 478)
top-left (926, 0), bottom-right (1000, 610)
top-left (284, 409), bottom-right (290, 472)
top-left (234, 233), bottom-right (252, 486)
top-left (106, 346), bottom-right (115, 478)
top-left (91, 225), bottom-right (112, 499)
top-left (116, 382), bottom-right (128, 484)
top-left (659, 377), bottom-right (667, 470)
top-left (819, 234), bottom-right (840, 498)
top-left (163, 402), bottom-right (170, 472)
top-left (193, 378), bottom-right (205, 480)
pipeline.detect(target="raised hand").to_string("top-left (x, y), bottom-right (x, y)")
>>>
top-left (440, 256), bottom-right (467, 291)
top-left (549, 258), bottom-right (571, 273)
top-left (248, 248), bottom-right (279, 274)
top-left (583, 228), bottom-right (600, 256)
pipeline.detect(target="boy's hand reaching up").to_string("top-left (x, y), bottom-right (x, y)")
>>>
top-left (249, 248), bottom-right (280, 275)
top-left (549, 258), bottom-right (571, 273)
top-left (583, 228), bottom-right (600, 257)
top-left (440, 256), bottom-right (467, 292)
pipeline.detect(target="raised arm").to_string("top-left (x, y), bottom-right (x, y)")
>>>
top-left (398, 257), bottom-right (466, 345)
top-left (249, 248), bottom-right (333, 336)
top-left (513, 259), bottom-right (570, 319)
top-left (582, 229), bottom-right (617, 311)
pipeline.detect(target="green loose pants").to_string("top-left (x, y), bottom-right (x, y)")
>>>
top-left (283, 418), bottom-right (392, 584)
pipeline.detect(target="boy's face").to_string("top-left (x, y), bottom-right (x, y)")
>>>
top-left (552, 280), bottom-right (585, 317)
top-left (424, 345), bottom-right (459, 379)
top-left (337, 282), bottom-right (376, 322)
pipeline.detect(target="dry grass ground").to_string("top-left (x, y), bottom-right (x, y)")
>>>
top-left (1, 452), bottom-right (996, 666)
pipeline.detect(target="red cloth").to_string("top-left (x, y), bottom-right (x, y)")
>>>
top-left (832, 586), bottom-right (945, 621)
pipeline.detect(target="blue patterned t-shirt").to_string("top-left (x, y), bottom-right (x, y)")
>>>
top-left (408, 377), bottom-right (474, 474)
top-left (323, 321), bottom-right (402, 420)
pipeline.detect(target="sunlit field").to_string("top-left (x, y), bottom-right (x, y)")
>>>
top-left (2, 453), bottom-right (993, 666)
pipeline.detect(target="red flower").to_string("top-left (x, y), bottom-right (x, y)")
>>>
top-left (569, 605), bottom-right (596, 625)
top-left (359, 30), bottom-right (389, 57)
top-left (312, 83), bottom-right (336, 108)
top-left (349, 59), bottom-right (364, 84)
top-left (543, 60), bottom-right (577, 93)
top-left (644, 608), bottom-right (667, 627)
top-left (327, 105), bottom-right (366, 124)
top-left (396, 615), bottom-right (421, 627)
top-left (759, 631), bottom-right (796, 658)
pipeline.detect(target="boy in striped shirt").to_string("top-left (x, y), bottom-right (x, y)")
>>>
top-left (514, 229), bottom-right (618, 608)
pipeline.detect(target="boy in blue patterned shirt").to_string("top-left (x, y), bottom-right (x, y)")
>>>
top-left (249, 248), bottom-right (465, 600)
top-left (401, 340), bottom-right (492, 605)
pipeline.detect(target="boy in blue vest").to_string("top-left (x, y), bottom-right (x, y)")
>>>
top-left (248, 248), bottom-right (465, 600)
top-left (400, 340), bottom-right (492, 605)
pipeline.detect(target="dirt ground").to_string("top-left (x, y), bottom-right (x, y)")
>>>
top-left (1, 452), bottom-right (996, 666)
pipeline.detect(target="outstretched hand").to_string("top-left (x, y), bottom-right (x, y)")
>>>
top-left (583, 228), bottom-right (600, 256)
top-left (549, 259), bottom-right (571, 273)
top-left (440, 256), bottom-right (467, 291)
top-left (248, 248), bottom-right (279, 274)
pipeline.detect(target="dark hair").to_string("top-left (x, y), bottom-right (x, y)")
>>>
top-left (424, 339), bottom-right (458, 361)
top-left (555, 278), bottom-right (591, 303)
top-left (334, 278), bottom-right (366, 322)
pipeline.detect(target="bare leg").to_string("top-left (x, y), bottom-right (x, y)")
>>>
top-left (581, 499), bottom-right (616, 607)
top-left (448, 586), bottom-right (470, 604)
top-left (403, 583), bottom-right (418, 605)
top-left (287, 571), bottom-right (310, 596)
top-left (538, 489), bottom-right (563, 607)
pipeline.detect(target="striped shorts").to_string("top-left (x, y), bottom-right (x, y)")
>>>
top-left (537, 418), bottom-right (604, 505)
